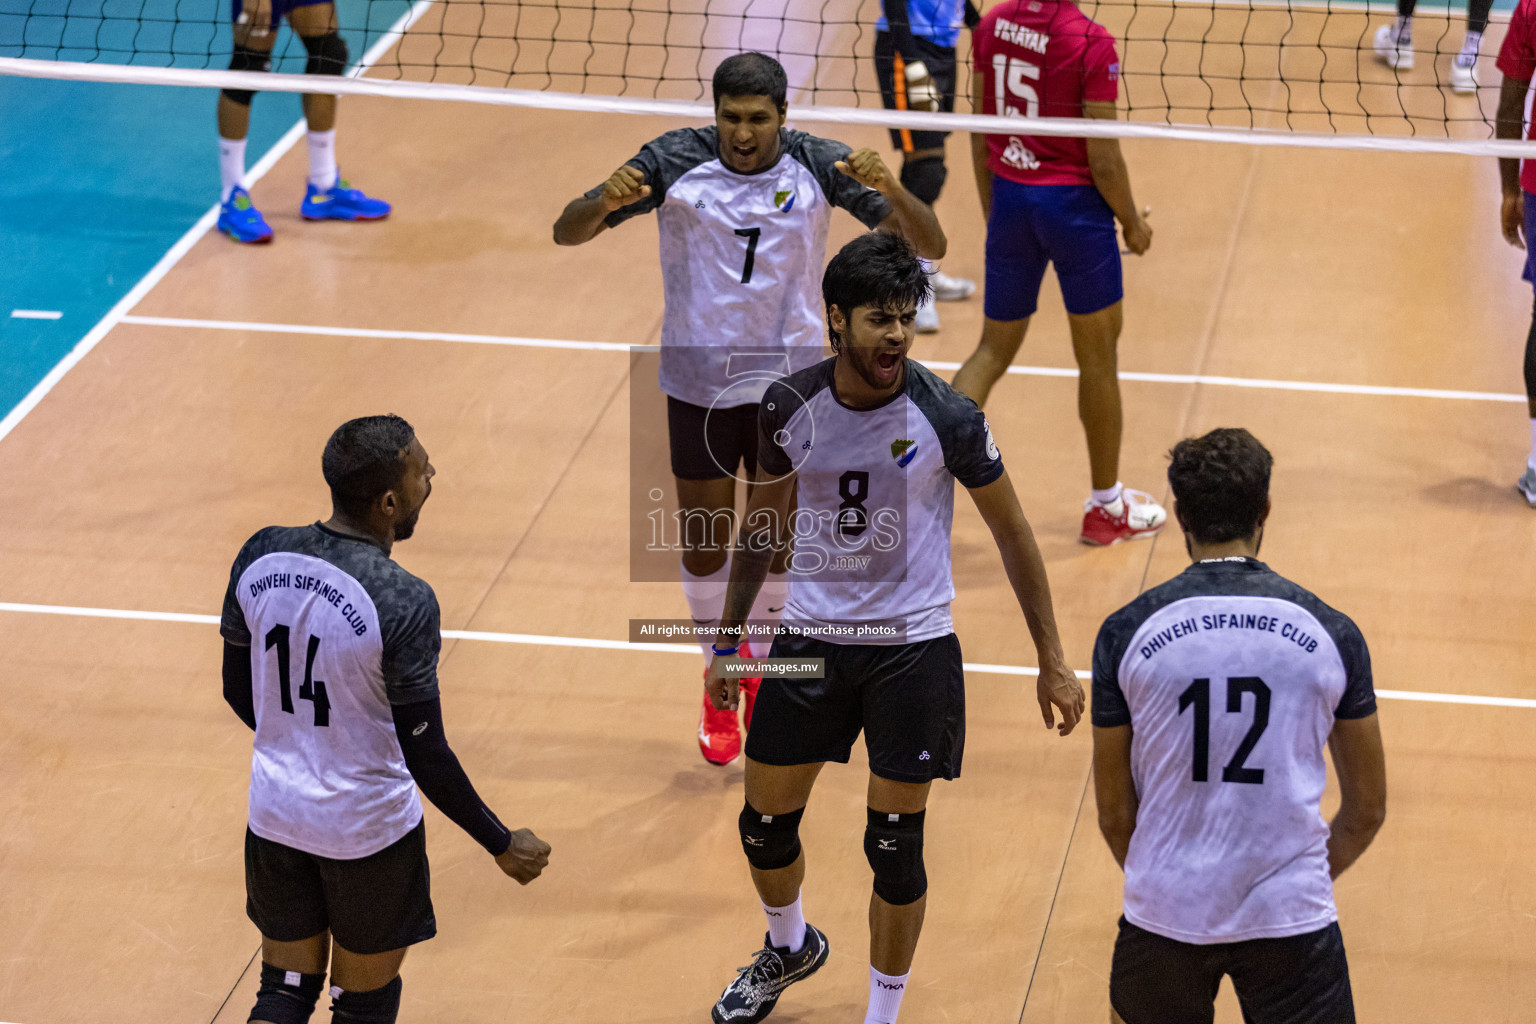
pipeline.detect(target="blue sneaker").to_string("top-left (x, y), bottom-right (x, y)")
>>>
top-left (301, 174), bottom-right (391, 221)
top-left (217, 186), bottom-right (273, 244)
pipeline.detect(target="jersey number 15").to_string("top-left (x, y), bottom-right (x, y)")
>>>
top-left (264, 624), bottom-right (332, 727)
top-left (992, 54), bottom-right (1041, 119)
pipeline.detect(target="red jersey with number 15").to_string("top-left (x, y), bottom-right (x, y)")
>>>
top-left (974, 0), bottom-right (1120, 186)
top-left (1496, 0), bottom-right (1536, 193)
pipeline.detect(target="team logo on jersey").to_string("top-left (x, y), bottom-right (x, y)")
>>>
top-left (891, 438), bottom-right (919, 467)
top-left (774, 189), bottom-right (796, 212)
top-left (1002, 137), bottom-right (1040, 171)
top-left (1108, 62), bottom-right (1120, 81)
top-left (984, 420), bottom-right (999, 460)
top-left (694, 199), bottom-right (706, 209)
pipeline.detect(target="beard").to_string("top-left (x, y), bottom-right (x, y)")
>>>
top-left (394, 484), bottom-right (431, 541)
top-left (846, 344), bottom-right (904, 391)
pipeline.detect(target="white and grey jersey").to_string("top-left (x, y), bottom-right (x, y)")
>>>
top-left (757, 358), bottom-right (1004, 643)
top-left (1092, 558), bottom-right (1377, 944)
top-left (221, 524), bottom-right (441, 860)
top-left (588, 127), bottom-right (893, 408)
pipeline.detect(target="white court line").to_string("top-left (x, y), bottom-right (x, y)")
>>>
top-left (0, 0), bottom-right (438, 448)
top-left (3, 600), bottom-right (1533, 709)
top-left (117, 315), bottom-right (1527, 404)
top-left (10, 309), bottom-right (62, 320)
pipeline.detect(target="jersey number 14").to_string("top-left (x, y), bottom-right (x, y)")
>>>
top-left (264, 624), bottom-right (332, 727)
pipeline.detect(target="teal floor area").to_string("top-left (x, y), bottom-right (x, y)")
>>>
top-left (0, 0), bottom-right (411, 418)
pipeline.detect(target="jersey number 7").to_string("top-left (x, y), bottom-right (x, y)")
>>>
top-left (991, 54), bottom-right (1040, 119)
top-left (264, 624), bottom-right (332, 727)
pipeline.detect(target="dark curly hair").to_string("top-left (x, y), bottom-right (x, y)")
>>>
top-left (1167, 428), bottom-right (1273, 544)
top-left (712, 52), bottom-right (788, 110)
top-left (322, 414), bottom-right (416, 518)
top-left (821, 232), bottom-right (931, 351)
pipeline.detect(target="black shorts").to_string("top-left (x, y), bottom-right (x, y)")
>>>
top-left (1110, 917), bottom-right (1355, 1024)
top-left (743, 632), bottom-right (965, 783)
top-left (874, 31), bottom-right (959, 152)
top-left (668, 396), bottom-right (759, 481)
top-left (245, 820), bottom-right (437, 955)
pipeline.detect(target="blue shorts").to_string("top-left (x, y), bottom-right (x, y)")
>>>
top-left (231, 0), bottom-right (332, 31)
top-left (984, 178), bottom-right (1123, 321)
top-left (1523, 191), bottom-right (1536, 293)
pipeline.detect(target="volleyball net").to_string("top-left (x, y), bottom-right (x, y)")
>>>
top-left (1, 0), bottom-right (1532, 154)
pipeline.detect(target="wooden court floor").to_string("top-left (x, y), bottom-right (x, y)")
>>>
top-left (3, 7), bottom-right (1536, 1023)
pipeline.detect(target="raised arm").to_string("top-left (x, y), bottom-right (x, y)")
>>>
top-left (1325, 713), bottom-right (1387, 879)
top-left (552, 163), bottom-right (651, 246)
top-left (967, 469), bottom-right (1082, 734)
top-left (707, 470), bottom-right (798, 710)
top-left (1083, 100), bottom-right (1151, 256)
top-left (1093, 723), bottom-right (1138, 867)
top-left (837, 150), bottom-right (948, 259)
top-left (1497, 75), bottom-right (1527, 248)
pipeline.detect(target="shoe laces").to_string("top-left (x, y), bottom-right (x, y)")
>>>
top-left (732, 945), bottom-right (786, 999)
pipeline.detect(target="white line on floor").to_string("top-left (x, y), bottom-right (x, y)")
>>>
top-left (115, 315), bottom-right (1526, 404)
top-left (0, 0), bottom-right (438, 448)
top-left (3, 600), bottom-right (1531, 708)
top-left (10, 309), bottom-right (62, 320)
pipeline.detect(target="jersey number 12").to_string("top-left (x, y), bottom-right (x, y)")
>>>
top-left (264, 624), bottom-right (332, 727)
top-left (1177, 676), bottom-right (1269, 784)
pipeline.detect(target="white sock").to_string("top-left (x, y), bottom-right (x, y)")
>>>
top-left (306, 129), bottom-right (338, 190)
top-left (1395, 15), bottom-right (1412, 42)
top-left (681, 558), bottom-right (731, 662)
top-left (763, 891), bottom-right (806, 952)
top-left (746, 572), bottom-right (789, 655)
top-left (1528, 418), bottom-right (1536, 469)
top-left (864, 967), bottom-right (910, 1024)
top-left (1463, 29), bottom-right (1482, 57)
top-left (1091, 482), bottom-right (1123, 507)
top-left (218, 137), bottom-right (246, 203)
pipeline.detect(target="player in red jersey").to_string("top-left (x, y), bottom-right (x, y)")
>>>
top-left (952, 0), bottom-right (1166, 545)
top-left (1494, 2), bottom-right (1536, 507)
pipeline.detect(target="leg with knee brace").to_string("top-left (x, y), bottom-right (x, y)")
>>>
top-left (1525, 300), bottom-right (1536, 406)
top-left (301, 31), bottom-right (349, 76)
top-left (864, 808), bottom-right (926, 906)
top-left (738, 802), bottom-right (805, 871)
top-left (330, 976), bottom-right (402, 1024)
top-left (247, 962), bottom-right (325, 1024)
top-left (223, 44), bottom-right (271, 106)
top-left (899, 156), bottom-right (948, 207)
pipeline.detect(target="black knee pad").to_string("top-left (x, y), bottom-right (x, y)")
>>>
top-left (739, 802), bottom-right (805, 871)
top-left (864, 808), bottom-right (926, 906)
top-left (302, 31), bottom-right (349, 76)
top-left (330, 976), bottom-right (402, 1024)
top-left (899, 156), bottom-right (947, 207)
top-left (248, 962), bottom-right (325, 1024)
top-left (222, 44), bottom-right (271, 105)
top-left (1525, 302), bottom-right (1536, 403)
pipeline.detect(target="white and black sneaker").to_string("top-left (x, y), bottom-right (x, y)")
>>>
top-left (1517, 465), bottom-right (1536, 507)
top-left (710, 923), bottom-right (830, 1023)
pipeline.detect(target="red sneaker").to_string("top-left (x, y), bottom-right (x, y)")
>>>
top-left (698, 669), bottom-right (742, 766)
top-left (1080, 488), bottom-right (1168, 546)
top-left (738, 640), bottom-right (763, 732)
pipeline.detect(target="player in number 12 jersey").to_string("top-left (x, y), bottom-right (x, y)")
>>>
top-left (554, 52), bottom-right (947, 767)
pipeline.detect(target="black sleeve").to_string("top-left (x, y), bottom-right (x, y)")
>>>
top-left (757, 379), bottom-right (800, 477)
top-left (220, 535), bottom-right (261, 646)
top-left (380, 579), bottom-right (443, 705)
top-left (792, 134), bottom-right (894, 229)
top-left (223, 639), bottom-right (256, 731)
top-left (582, 128), bottom-right (715, 229)
top-left (393, 697), bottom-right (513, 855)
top-left (882, 0), bottom-right (920, 60)
top-left (1331, 617), bottom-right (1378, 720)
top-left (963, 0), bottom-right (981, 30)
top-left (1090, 614), bottom-right (1133, 728)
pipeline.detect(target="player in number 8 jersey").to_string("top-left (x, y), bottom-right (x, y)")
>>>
top-left (554, 53), bottom-right (948, 768)
top-left (220, 415), bottom-right (550, 1024)
top-left (1091, 428), bottom-right (1387, 1024)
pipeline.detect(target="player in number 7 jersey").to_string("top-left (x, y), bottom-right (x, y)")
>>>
top-left (220, 415), bottom-right (550, 1024)
top-left (553, 52), bottom-right (948, 768)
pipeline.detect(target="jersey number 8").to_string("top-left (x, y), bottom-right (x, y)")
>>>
top-left (264, 624), bottom-right (332, 727)
top-left (991, 54), bottom-right (1041, 120)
